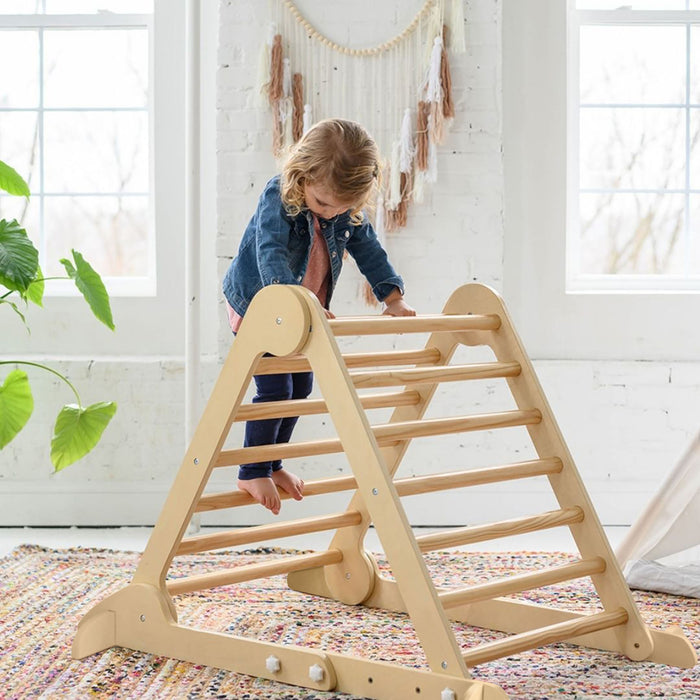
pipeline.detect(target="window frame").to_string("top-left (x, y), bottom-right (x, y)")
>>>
top-left (567, 7), bottom-right (700, 292)
top-left (0, 1), bottom-right (187, 356)
top-left (502, 0), bottom-right (700, 362)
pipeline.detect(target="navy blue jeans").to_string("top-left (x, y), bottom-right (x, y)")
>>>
top-left (238, 368), bottom-right (314, 480)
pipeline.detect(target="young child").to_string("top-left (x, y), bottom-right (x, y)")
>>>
top-left (223, 118), bottom-right (415, 515)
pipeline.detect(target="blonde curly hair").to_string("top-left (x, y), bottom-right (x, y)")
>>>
top-left (281, 118), bottom-right (380, 226)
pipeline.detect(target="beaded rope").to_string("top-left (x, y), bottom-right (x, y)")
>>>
top-left (281, 0), bottom-right (437, 57)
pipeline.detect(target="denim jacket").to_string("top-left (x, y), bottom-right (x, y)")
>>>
top-left (223, 175), bottom-right (404, 317)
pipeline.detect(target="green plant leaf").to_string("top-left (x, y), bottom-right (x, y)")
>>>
top-left (50, 401), bottom-right (117, 471)
top-left (24, 264), bottom-right (44, 306)
top-left (60, 250), bottom-right (114, 330)
top-left (0, 370), bottom-right (34, 449)
top-left (0, 297), bottom-right (29, 330)
top-left (0, 219), bottom-right (39, 293)
top-left (0, 160), bottom-right (30, 197)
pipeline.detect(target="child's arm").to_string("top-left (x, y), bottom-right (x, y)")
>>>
top-left (382, 287), bottom-right (416, 316)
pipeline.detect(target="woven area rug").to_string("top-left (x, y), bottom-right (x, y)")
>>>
top-left (1, 545), bottom-right (698, 699)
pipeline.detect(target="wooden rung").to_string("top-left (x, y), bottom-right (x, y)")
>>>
top-left (328, 313), bottom-right (501, 336)
top-left (196, 475), bottom-right (358, 511)
top-left (349, 361), bottom-right (521, 389)
top-left (215, 409), bottom-right (542, 467)
top-left (232, 390), bottom-right (421, 422)
top-left (439, 557), bottom-right (607, 609)
top-left (394, 457), bottom-right (563, 496)
top-left (254, 347), bottom-right (442, 374)
top-left (176, 511), bottom-right (362, 556)
top-left (195, 458), bottom-right (562, 512)
top-left (461, 608), bottom-right (629, 667)
top-left (166, 549), bottom-right (343, 595)
top-left (415, 506), bottom-right (585, 552)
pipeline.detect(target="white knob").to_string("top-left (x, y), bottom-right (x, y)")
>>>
top-left (308, 663), bottom-right (325, 682)
top-left (441, 689), bottom-right (457, 700)
top-left (265, 655), bottom-right (281, 673)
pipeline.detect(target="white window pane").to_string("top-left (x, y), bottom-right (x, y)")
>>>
top-left (44, 1), bottom-right (153, 12)
top-left (0, 195), bottom-right (39, 235)
top-left (0, 30), bottom-right (39, 108)
top-left (579, 193), bottom-right (686, 275)
top-left (692, 110), bottom-right (700, 190)
top-left (580, 108), bottom-right (686, 190)
top-left (44, 195), bottom-right (149, 277)
top-left (692, 26), bottom-right (700, 104)
top-left (0, 1), bottom-right (42, 12)
top-left (44, 111), bottom-right (148, 193)
top-left (576, 1), bottom-right (686, 7)
top-left (44, 28), bottom-right (148, 108)
top-left (0, 112), bottom-right (40, 191)
top-left (690, 196), bottom-right (700, 274)
top-left (580, 26), bottom-right (686, 104)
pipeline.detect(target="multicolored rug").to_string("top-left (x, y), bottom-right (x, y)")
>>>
top-left (0, 545), bottom-right (698, 699)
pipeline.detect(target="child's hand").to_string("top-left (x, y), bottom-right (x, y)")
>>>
top-left (382, 297), bottom-right (416, 317)
top-left (323, 308), bottom-right (335, 319)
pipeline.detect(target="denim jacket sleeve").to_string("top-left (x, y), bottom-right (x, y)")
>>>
top-left (255, 177), bottom-right (298, 286)
top-left (345, 215), bottom-right (404, 302)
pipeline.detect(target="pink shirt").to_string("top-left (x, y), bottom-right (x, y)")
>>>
top-left (226, 215), bottom-right (331, 333)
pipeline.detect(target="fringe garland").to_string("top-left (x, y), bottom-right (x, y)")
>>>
top-left (258, 0), bottom-right (462, 302)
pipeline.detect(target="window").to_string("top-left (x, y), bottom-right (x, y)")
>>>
top-left (569, 1), bottom-right (700, 291)
top-left (503, 1), bottom-right (700, 360)
top-left (0, 1), bottom-right (154, 296)
top-left (0, 2), bottom-right (192, 357)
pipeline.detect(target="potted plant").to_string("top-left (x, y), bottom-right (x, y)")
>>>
top-left (0, 158), bottom-right (117, 471)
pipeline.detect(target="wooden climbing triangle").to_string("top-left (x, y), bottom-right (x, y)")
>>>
top-left (73, 283), bottom-right (697, 700)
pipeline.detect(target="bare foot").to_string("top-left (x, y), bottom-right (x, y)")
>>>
top-left (237, 477), bottom-right (281, 515)
top-left (272, 468), bottom-right (305, 501)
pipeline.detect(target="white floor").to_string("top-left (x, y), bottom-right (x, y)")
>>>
top-left (0, 525), bottom-right (631, 556)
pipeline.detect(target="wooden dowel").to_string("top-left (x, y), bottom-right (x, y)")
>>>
top-left (215, 409), bottom-right (542, 467)
top-left (196, 458), bottom-right (563, 512)
top-left (348, 361), bottom-right (521, 389)
top-left (394, 458), bottom-right (563, 497)
top-left (233, 390), bottom-right (421, 422)
top-left (415, 506), bottom-right (585, 552)
top-left (195, 459), bottom-right (560, 513)
top-left (196, 475), bottom-right (359, 511)
top-left (328, 313), bottom-right (501, 336)
top-left (176, 511), bottom-right (362, 555)
top-left (254, 347), bottom-right (442, 374)
top-left (439, 557), bottom-right (607, 609)
top-left (461, 608), bottom-right (629, 667)
top-left (166, 549), bottom-right (343, 595)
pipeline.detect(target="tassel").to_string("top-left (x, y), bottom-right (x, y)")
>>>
top-left (427, 36), bottom-right (445, 143)
top-left (362, 280), bottom-right (379, 307)
top-left (449, 0), bottom-right (467, 53)
top-left (272, 103), bottom-right (283, 156)
top-left (424, 3), bottom-right (442, 65)
top-left (441, 26), bottom-right (455, 119)
top-left (399, 107), bottom-right (414, 174)
top-left (281, 97), bottom-right (293, 150)
top-left (256, 23), bottom-right (276, 108)
top-left (269, 34), bottom-right (283, 104)
top-left (413, 168), bottom-right (426, 204)
top-left (387, 141), bottom-right (401, 210)
top-left (425, 132), bottom-right (438, 183)
top-left (415, 101), bottom-right (429, 171)
top-left (282, 57), bottom-right (292, 98)
top-left (303, 103), bottom-right (313, 133)
top-left (292, 73), bottom-right (304, 142)
top-left (375, 194), bottom-right (386, 241)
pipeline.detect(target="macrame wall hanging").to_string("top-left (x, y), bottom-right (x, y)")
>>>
top-left (257, 0), bottom-right (465, 234)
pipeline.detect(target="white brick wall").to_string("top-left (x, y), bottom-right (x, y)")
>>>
top-left (2, 0), bottom-right (698, 529)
